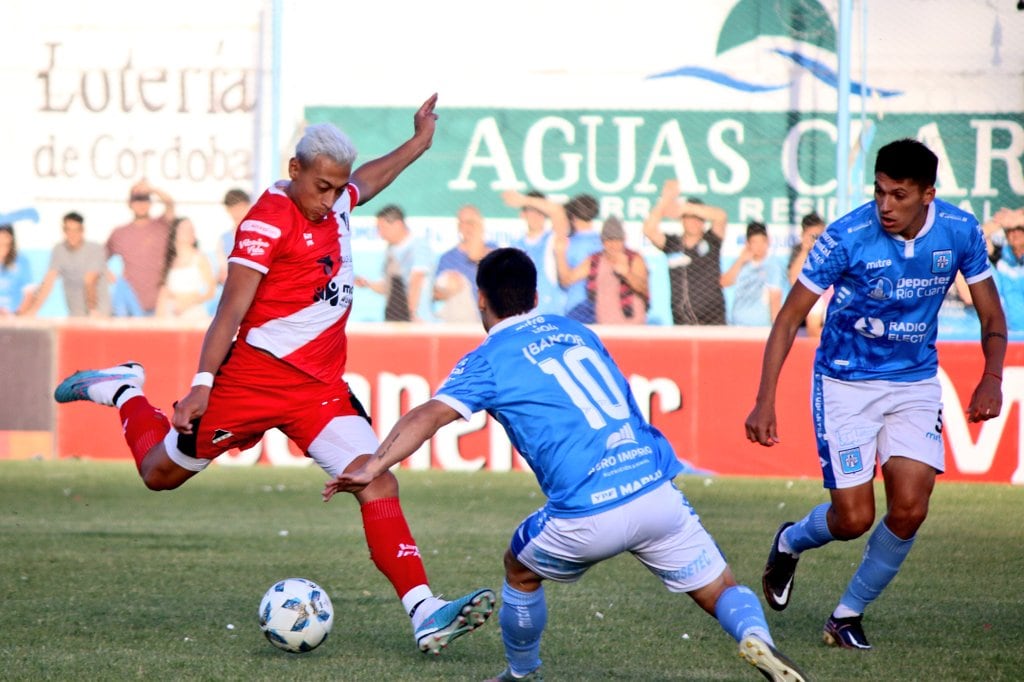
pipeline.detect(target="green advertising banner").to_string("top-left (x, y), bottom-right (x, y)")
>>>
top-left (307, 106), bottom-right (1024, 226)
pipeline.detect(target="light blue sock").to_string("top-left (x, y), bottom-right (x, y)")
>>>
top-left (838, 519), bottom-right (915, 614)
top-left (715, 585), bottom-right (773, 646)
top-left (782, 502), bottom-right (834, 555)
top-left (499, 581), bottom-right (547, 676)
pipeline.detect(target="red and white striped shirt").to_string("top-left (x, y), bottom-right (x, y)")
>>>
top-left (228, 181), bottom-right (360, 383)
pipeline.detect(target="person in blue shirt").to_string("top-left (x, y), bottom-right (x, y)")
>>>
top-left (0, 224), bottom-right (34, 316)
top-left (746, 138), bottom-right (1007, 651)
top-left (324, 247), bottom-right (807, 682)
top-left (721, 221), bottom-right (785, 326)
top-left (503, 189), bottom-right (569, 316)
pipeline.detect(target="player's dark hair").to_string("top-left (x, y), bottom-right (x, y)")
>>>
top-left (375, 204), bottom-right (405, 222)
top-left (875, 138), bottom-right (938, 189)
top-left (800, 212), bottom-right (824, 230)
top-left (63, 211), bottom-right (84, 225)
top-left (477, 248), bottom-right (536, 318)
top-left (746, 221), bottom-right (768, 239)
top-left (223, 188), bottom-right (250, 207)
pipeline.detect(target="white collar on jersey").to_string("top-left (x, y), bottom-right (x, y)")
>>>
top-left (488, 312), bottom-right (535, 336)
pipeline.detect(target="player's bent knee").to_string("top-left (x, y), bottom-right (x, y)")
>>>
top-left (830, 509), bottom-right (875, 539)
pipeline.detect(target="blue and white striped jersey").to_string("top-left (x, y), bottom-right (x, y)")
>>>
top-left (800, 199), bottom-right (992, 381)
top-left (433, 313), bottom-right (683, 518)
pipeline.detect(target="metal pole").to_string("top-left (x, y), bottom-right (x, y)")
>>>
top-left (836, 0), bottom-right (852, 216)
top-left (270, 0), bottom-right (283, 183)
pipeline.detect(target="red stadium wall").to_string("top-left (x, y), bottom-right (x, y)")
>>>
top-left (42, 323), bottom-right (1024, 484)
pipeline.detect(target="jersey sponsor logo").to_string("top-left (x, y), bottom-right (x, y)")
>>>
top-left (866, 277), bottom-right (893, 300)
top-left (932, 250), bottom-right (953, 274)
top-left (238, 219), bottom-right (282, 239)
top-left (854, 316), bottom-right (885, 338)
top-left (312, 279), bottom-right (350, 306)
top-left (839, 447), bottom-right (864, 474)
top-left (866, 258), bottom-right (892, 269)
top-left (831, 285), bottom-right (854, 311)
top-left (303, 231), bottom-right (314, 246)
top-left (618, 469), bottom-right (663, 496)
top-left (887, 320), bottom-right (928, 343)
top-left (605, 423), bottom-right (638, 449)
top-left (894, 274), bottom-right (950, 300)
top-left (590, 488), bottom-right (618, 504)
top-left (317, 255), bottom-right (335, 276)
top-left (238, 237), bottom-right (270, 257)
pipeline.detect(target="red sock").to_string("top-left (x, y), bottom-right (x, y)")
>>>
top-left (117, 396), bottom-right (171, 474)
top-left (361, 497), bottom-right (430, 600)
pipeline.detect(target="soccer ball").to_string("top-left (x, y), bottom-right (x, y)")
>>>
top-left (258, 577), bottom-right (334, 653)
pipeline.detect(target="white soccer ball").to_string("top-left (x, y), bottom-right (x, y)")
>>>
top-left (258, 577), bottom-right (334, 653)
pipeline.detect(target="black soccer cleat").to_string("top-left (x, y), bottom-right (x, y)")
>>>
top-left (762, 522), bottom-right (799, 611)
top-left (823, 614), bottom-right (872, 650)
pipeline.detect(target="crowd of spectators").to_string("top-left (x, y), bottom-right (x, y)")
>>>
top-left (2, 181), bottom-right (1021, 338)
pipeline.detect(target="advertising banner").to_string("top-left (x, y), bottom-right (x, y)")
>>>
top-left (53, 325), bottom-right (1024, 484)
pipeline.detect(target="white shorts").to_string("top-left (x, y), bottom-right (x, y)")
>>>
top-left (812, 374), bottom-right (945, 489)
top-left (510, 481), bottom-right (727, 593)
top-left (166, 415), bottom-right (379, 477)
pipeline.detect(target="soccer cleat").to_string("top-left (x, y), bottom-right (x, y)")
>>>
top-left (823, 614), bottom-right (872, 650)
top-left (415, 588), bottom-right (495, 655)
top-left (762, 522), bottom-right (799, 611)
top-left (738, 635), bottom-right (807, 681)
top-left (485, 665), bottom-right (544, 681)
top-left (54, 362), bottom-right (145, 407)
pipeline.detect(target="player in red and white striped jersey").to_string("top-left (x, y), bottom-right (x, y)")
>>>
top-left (55, 94), bottom-right (496, 654)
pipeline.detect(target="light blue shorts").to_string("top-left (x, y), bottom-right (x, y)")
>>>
top-left (510, 482), bottom-right (727, 593)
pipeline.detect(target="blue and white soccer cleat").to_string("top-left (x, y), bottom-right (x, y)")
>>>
top-left (54, 362), bottom-right (145, 406)
top-left (823, 614), bottom-right (872, 650)
top-left (738, 634), bottom-right (808, 681)
top-left (414, 588), bottom-right (494, 655)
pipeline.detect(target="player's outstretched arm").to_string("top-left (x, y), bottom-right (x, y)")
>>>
top-left (322, 398), bottom-right (461, 501)
top-left (351, 93), bottom-right (438, 205)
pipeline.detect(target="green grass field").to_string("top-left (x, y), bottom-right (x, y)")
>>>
top-left (1, 460), bottom-right (1020, 681)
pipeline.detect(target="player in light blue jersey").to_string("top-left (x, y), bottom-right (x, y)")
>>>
top-left (325, 248), bottom-right (807, 681)
top-left (746, 139), bottom-right (1007, 651)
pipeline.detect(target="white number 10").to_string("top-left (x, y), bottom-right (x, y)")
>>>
top-left (538, 346), bottom-right (630, 429)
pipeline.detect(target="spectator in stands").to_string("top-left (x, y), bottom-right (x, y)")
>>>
top-left (107, 179), bottom-right (175, 316)
top-left (557, 216), bottom-right (648, 324)
top-left (721, 221), bottom-right (785, 327)
top-left (155, 217), bottom-right (216, 320)
top-left (556, 194), bottom-right (601, 318)
top-left (788, 212), bottom-right (827, 337)
top-left (433, 204), bottom-right (496, 323)
top-left (355, 204), bottom-right (432, 321)
top-left (985, 207), bottom-right (1024, 334)
top-left (643, 179), bottom-right (728, 325)
top-left (0, 224), bottom-right (33, 316)
top-left (215, 188), bottom-right (251, 286)
top-left (20, 212), bottom-right (111, 318)
top-left (503, 189), bottom-right (569, 316)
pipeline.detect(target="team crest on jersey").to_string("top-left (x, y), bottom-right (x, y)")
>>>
top-left (931, 250), bottom-right (952, 274)
top-left (838, 447), bottom-right (864, 474)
